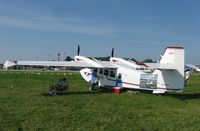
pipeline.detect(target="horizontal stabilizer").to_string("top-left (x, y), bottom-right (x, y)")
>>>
top-left (145, 63), bottom-right (176, 70)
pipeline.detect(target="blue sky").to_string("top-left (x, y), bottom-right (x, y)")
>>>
top-left (0, 0), bottom-right (199, 64)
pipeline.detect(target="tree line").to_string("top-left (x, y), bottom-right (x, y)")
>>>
top-left (64, 56), bottom-right (156, 63)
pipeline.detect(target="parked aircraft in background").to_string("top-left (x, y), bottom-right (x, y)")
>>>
top-left (185, 64), bottom-right (200, 72)
top-left (4, 46), bottom-right (185, 94)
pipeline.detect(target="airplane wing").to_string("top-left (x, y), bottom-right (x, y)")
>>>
top-left (17, 61), bottom-right (95, 67)
top-left (4, 60), bottom-right (93, 69)
top-left (185, 64), bottom-right (200, 72)
top-left (4, 57), bottom-right (117, 69)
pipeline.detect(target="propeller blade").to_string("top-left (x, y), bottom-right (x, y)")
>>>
top-left (77, 45), bottom-right (80, 56)
top-left (111, 48), bottom-right (114, 57)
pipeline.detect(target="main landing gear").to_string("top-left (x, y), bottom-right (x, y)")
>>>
top-left (89, 82), bottom-right (100, 91)
top-left (126, 90), bottom-right (140, 95)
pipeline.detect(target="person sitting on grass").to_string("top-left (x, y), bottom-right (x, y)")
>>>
top-left (49, 78), bottom-right (68, 95)
top-left (49, 84), bottom-right (56, 95)
top-left (56, 78), bottom-right (63, 91)
top-left (56, 78), bottom-right (68, 91)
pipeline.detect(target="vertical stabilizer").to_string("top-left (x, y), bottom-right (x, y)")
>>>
top-left (160, 46), bottom-right (184, 77)
top-left (155, 47), bottom-right (185, 92)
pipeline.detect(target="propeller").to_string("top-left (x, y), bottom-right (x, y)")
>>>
top-left (111, 48), bottom-right (114, 57)
top-left (77, 45), bottom-right (80, 56)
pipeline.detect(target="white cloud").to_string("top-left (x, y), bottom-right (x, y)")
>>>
top-left (127, 39), bottom-right (159, 44)
top-left (34, 16), bottom-right (83, 23)
top-left (0, 15), bottom-right (117, 36)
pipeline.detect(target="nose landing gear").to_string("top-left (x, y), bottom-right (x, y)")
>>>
top-left (89, 81), bottom-right (100, 91)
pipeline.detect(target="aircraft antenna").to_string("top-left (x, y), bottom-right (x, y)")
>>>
top-left (77, 45), bottom-right (80, 56)
top-left (111, 48), bottom-right (114, 57)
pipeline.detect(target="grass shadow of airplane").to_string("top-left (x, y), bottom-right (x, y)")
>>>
top-left (164, 93), bottom-right (200, 100)
top-left (40, 88), bottom-right (113, 97)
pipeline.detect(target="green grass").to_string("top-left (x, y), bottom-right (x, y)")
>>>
top-left (0, 71), bottom-right (200, 130)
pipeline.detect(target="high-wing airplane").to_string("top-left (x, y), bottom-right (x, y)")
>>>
top-left (4, 46), bottom-right (185, 94)
top-left (185, 64), bottom-right (200, 72)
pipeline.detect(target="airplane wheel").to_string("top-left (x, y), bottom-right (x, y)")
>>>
top-left (155, 93), bottom-right (164, 96)
top-left (88, 85), bottom-right (94, 91)
top-left (127, 90), bottom-right (140, 95)
top-left (136, 90), bottom-right (140, 94)
top-left (89, 84), bottom-right (97, 91)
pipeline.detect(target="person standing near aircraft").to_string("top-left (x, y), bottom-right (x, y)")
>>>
top-left (184, 69), bottom-right (191, 86)
top-left (113, 73), bottom-right (123, 94)
top-left (89, 68), bottom-right (99, 90)
top-left (116, 74), bottom-right (122, 88)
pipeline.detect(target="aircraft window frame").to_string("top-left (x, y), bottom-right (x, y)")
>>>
top-left (104, 69), bottom-right (109, 76)
top-left (99, 69), bottom-right (103, 74)
top-left (110, 70), bottom-right (115, 78)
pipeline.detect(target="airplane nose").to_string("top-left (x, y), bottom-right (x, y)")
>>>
top-left (80, 68), bottom-right (92, 82)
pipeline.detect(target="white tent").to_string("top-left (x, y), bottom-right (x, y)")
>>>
top-left (3, 60), bottom-right (16, 70)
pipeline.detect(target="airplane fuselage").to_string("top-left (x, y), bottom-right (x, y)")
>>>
top-left (80, 67), bottom-right (157, 91)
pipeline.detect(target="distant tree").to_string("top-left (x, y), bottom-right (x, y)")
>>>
top-left (142, 59), bottom-right (155, 63)
top-left (123, 57), bottom-right (137, 62)
top-left (64, 56), bottom-right (74, 61)
top-left (130, 58), bottom-right (136, 62)
top-left (94, 56), bottom-right (110, 61)
top-left (0, 64), bottom-right (3, 69)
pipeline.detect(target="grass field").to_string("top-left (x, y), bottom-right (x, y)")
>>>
top-left (0, 71), bottom-right (200, 131)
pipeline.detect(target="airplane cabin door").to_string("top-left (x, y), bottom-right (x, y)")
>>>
top-left (98, 68), bottom-right (116, 87)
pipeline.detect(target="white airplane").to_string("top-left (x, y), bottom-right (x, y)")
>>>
top-left (185, 64), bottom-right (200, 72)
top-left (4, 46), bottom-right (185, 94)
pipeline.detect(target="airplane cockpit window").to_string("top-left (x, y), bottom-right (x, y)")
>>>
top-left (110, 70), bottom-right (115, 78)
top-left (104, 69), bottom-right (109, 76)
top-left (99, 69), bottom-right (103, 74)
top-left (93, 68), bottom-right (97, 73)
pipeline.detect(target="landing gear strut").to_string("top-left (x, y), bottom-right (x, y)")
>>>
top-left (89, 81), bottom-right (100, 91)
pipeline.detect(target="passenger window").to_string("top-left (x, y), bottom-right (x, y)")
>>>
top-left (99, 69), bottom-right (103, 74)
top-left (104, 70), bottom-right (109, 76)
top-left (110, 70), bottom-right (115, 78)
top-left (93, 68), bottom-right (97, 73)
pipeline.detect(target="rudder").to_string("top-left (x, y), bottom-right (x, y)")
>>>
top-left (155, 47), bottom-right (185, 92)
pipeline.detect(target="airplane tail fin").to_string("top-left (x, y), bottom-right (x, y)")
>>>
top-left (156, 47), bottom-right (185, 92)
top-left (160, 46), bottom-right (184, 74)
top-left (160, 47), bottom-right (184, 66)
